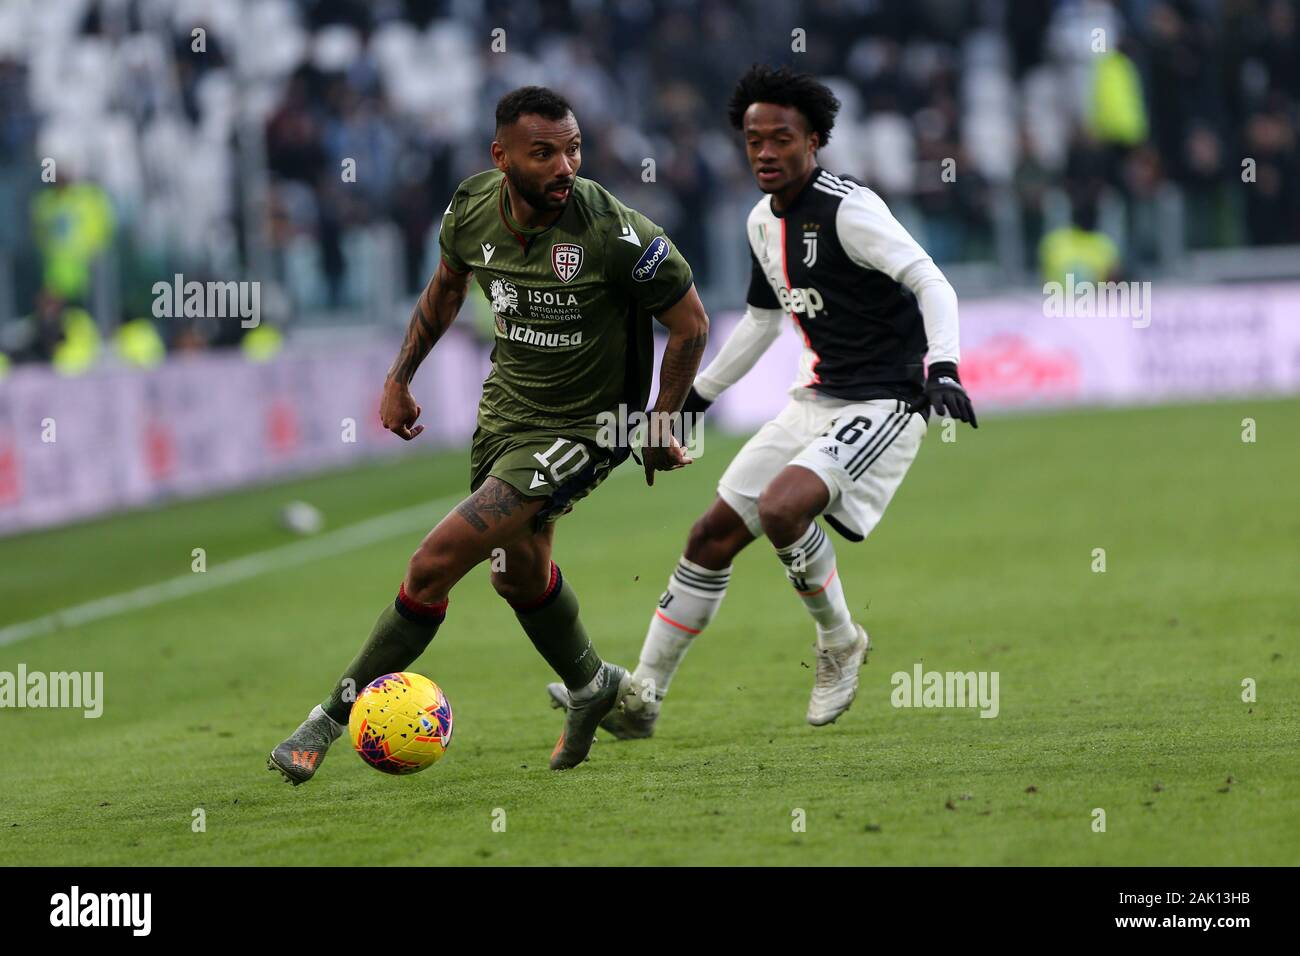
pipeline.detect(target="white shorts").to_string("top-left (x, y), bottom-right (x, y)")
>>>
top-left (717, 394), bottom-right (927, 541)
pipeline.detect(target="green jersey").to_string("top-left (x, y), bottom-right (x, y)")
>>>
top-left (438, 169), bottom-right (694, 437)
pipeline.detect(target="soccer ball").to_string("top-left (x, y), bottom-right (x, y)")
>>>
top-left (348, 672), bottom-right (453, 774)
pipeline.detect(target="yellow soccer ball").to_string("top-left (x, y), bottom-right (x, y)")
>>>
top-left (349, 672), bottom-right (454, 774)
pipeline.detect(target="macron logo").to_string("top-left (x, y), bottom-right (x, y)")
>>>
top-left (481, 243), bottom-right (495, 264)
top-left (50, 886), bottom-right (152, 936)
top-left (618, 223), bottom-right (641, 246)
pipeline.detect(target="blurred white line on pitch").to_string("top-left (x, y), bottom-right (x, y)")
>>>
top-left (0, 456), bottom-right (652, 648)
top-left (0, 495), bottom-right (459, 648)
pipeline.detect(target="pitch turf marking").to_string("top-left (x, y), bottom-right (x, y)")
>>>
top-left (0, 495), bottom-right (461, 648)
top-left (0, 459), bottom-right (651, 649)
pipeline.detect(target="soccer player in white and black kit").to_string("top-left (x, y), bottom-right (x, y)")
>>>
top-left (549, 65), bottom-right (977, 735)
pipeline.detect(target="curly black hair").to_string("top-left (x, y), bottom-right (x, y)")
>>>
top-left (495, 86), bottom-right (573, 132)
top-left (727, 64), bottom-right (840, 147)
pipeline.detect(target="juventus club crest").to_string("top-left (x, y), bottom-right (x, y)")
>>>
top-left (551, 242), bottom-right (583, 282)
top-left (802, 230), bottom-right (818, 267)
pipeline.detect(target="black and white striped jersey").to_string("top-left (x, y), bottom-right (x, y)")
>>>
top-left (743, 166), bottom-right (959, 403)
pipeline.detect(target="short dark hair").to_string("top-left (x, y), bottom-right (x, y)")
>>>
top-left (727, 64), bottom-right (840, 147)
top-left (495, 86), bottom-right (573, 132)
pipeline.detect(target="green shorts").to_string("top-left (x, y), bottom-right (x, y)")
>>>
top-left (469, 426), bottom-right (628, 528)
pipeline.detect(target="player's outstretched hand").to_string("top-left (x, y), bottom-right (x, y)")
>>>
top-left (642, 432), bottom-right (693, 486)
top-left (913, 361), bottom-right (978, 428)
top-left (380, 378), bottom-right (425, 440)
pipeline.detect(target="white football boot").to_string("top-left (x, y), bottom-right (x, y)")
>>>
top-left (806, 623), bottom-right (869, 726)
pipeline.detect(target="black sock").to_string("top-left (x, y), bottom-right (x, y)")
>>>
top-left (322, 584), bottom-right (447, 724)
top-left (511, 562), bottom-right (602, 689)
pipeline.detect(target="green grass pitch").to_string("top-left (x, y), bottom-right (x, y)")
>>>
top-left (0, 398), bottom-right (1296, 866)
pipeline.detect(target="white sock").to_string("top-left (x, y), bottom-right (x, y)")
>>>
top-left (631, 557), bottom-right (731, 701)
top-left (774, 522), bottom-right (857, 649)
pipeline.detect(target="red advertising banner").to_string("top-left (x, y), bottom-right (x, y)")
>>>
top-left (3, 282), bottom-right (1298, 536)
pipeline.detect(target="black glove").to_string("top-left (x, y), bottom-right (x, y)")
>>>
top-left (913, 361), bottom-right (977, 428)
top-left (681, 385), bottom-right (712, 417)
top-left (680, 385), bottom-right (712, 440)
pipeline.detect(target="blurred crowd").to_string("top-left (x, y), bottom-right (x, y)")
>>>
top-left (0, 0), bottom-right (1297, 372)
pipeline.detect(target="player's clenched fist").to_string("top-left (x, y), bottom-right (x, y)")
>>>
top-left (380, 378), bottom-right (425, 440)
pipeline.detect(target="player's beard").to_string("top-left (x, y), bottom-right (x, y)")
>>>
top-left (506, 166), bottom-right (572, 212)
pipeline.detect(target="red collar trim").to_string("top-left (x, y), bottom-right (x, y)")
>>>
top-left (497, 178), bottom-right (531, 250)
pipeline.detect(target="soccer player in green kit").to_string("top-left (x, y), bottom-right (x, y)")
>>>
top-left (268, 87), bottom-right (709, 781)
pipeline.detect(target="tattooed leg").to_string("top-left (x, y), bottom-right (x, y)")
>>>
top-left (455, 479), bottom-right (541, 533)
top-left (402, 478), bottom-right (547, 604)
top-left (310, 479), bottom-right (545, 732)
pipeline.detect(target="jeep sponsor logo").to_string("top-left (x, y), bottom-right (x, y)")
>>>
top-left (777, 285), bottom-right (825, 319)
top-left (633, 236), bottom-right (670, 282)
top-left (496, 319), bottom-right (584, 349)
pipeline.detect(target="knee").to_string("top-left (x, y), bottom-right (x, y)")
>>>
top-left (406, 545), bottom-right (459, 603)
top-left (684, 514), bottom-right (716, 562)
top-left (757, 487), bottom-right (808, 547)
top-left (491, 560), bottom-right (552, 607)
top-left (684, 511), bottom-right (745, 568)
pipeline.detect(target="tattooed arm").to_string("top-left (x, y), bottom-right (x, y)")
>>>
top-left (642, 284), bottom-right (709, 485)
top-left (381, 262), bottom-right (472, 440)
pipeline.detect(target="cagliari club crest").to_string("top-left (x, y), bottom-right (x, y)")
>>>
top-left (551, 242), bottom-right (583, 283)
